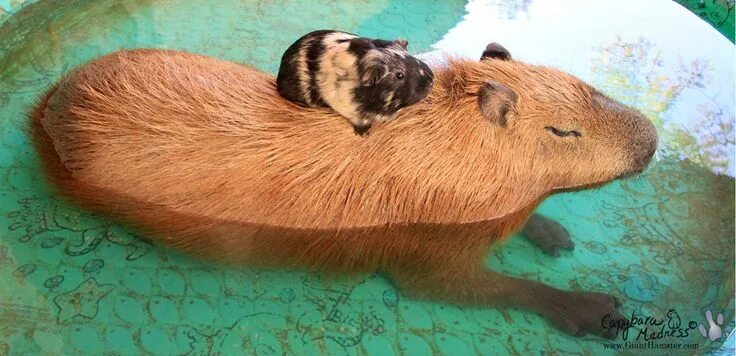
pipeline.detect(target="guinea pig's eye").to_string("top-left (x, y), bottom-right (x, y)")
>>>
top-left (396, 72), bottom-right (404, 80)
top-left (545, 126), bottom-right (581, 138)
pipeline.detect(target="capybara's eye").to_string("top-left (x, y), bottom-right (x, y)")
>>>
top-left (545, 126), bottom-right (581, 138)
top-left (396, 72), bottom-right (404, 80)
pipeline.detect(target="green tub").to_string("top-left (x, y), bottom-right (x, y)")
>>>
top-left (0, 0), bottom-right (733, 354)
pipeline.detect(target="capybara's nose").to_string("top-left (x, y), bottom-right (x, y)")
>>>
top-left (634, 141), bottom-right (656, 170)
top-left (630, 118), bottom-right (658, 171)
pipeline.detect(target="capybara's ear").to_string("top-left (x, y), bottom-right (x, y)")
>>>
top-left (393, 39), bottom-right (408, 50)
top-left (481, 42), bottom-right (512, 61)
top-left (478, 80), bottom-right (517, 127)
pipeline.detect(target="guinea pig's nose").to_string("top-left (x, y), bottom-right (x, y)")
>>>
top-left (423, 76), bottom-right (434, 88)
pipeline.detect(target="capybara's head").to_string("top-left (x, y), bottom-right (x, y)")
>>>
top-left (481, 62), bottom-right (657, 190)
top-left (404, 46), bottom-right (657, 195)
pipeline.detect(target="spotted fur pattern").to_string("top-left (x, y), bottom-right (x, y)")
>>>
top-left (276, 30), bottom-right (434, 134)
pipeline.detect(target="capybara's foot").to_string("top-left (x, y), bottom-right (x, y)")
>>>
top-left (391, 268), bottom-right (625, 339)
top-left (541, 290), bottom-right (624, 339)
top-left (522, 213), bottom-right (574, 257)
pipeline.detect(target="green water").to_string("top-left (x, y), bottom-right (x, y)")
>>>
top-left (0, 0), bottom-right (733, 355)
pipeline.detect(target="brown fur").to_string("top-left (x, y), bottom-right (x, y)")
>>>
top-left (30, 49), bottom-right (657, 336)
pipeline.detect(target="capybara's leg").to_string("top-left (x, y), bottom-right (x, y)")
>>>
top-left (521, 213), bottom-right (574, 257)
top-left (389, 267), bottom-right (623, 338)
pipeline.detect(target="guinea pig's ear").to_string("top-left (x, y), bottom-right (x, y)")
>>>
top-left (361, 64), bottom-right (386, 87)
top-left (349, 38), bottom-right (375, 55)
top-left (393, 39), bottom-right (408, 50)
top-left (481, 42), bottom-right (512, 61)
top-left (478, 80), bottom-right (517, 126)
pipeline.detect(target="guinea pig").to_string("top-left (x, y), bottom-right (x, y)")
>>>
top-left (276, 30), bottom-right (434, 134)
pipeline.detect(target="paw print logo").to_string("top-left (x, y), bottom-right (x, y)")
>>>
top-left (698, 310), bottom-right (724, 341)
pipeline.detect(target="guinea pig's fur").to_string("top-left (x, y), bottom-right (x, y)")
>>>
top-left (276, 30), bottom-right (434, 134)
top-left (31, 49), bottom-right (657, 337)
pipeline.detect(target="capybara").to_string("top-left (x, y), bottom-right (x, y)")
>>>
top-left (31, 47), bottom-right (657, 338)
top-left (276, 30), bottom-right (433, 134)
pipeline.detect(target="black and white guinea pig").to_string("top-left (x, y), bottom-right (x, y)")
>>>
top-left (276, 30), bottom-right (434, 135)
